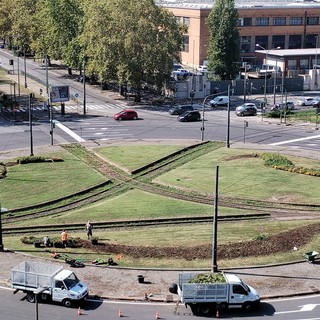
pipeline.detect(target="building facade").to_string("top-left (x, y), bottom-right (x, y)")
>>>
top-left (157, 0), bottom-right (320, 68)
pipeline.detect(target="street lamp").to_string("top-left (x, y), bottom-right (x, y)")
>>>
top-left (255, 44), bottom-right (281, 108)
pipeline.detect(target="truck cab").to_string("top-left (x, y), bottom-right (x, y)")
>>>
top-left (52, 270), bottom-right (88, 307)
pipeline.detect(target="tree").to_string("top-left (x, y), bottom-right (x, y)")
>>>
top-left (9, 0), bottom-right (37, 54)
top-left (207, 0), bottom-right (240, 80)
top-left (31, 0), bottom-right (83, 64)
top-left (81, 0), bottom-right (183, 90)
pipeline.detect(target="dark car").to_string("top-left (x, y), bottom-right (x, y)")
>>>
top-left (177, 110), bottom-right (201, 122)
top-left (169, 104), bottom-right (194, 115)
top-left (113, 109), bottom-right (138, 120)
top-left (235, 103), bottom-right (257, 116)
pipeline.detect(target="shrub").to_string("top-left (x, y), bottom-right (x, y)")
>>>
top-left (260, 153), bottom-right (294, 167)
top-left (0, 162), bottom-right (7, 178)
top-left (253, 234), bottom-right (269, 241)
top-left (15, 156), bottom-right (46, 164)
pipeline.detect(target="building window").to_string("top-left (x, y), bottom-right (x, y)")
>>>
top-left (239, 18), bottom-right (252, 27)
top-left (183, 17), bottom-right (190, 26)
top-left (307, 17), bottom-right (319, 25)
top-left (182, 35), bottom-right (189, 52)
top-left (176, 17), bottom-right (190, 26)
top-left (272, 35), bottom-right (285, 49)
top-left (240, 36), bottom-right (251, 53)
top-left (243, 18), bottom-right (252, 26)
top-left (305, 34), bottom-right (316, 48)
top-left (288, 59), bottom-right (297, 70)
top-left (300, 59), bottom-right (308, 69)
top-left (290, 17), bottom-right (303, 25)
top-left (255, 36), bottom-right (268, 49)
top-left (256, 17), bottom-right (269, 26)
top-left (273, 17), bottom-right (286, 26)
top-left (289, 35), bottom-right (302, 49)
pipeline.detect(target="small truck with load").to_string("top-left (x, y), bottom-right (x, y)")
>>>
top-left (11, 261), bottom-right (88, 307)
top-left (170, 272), bottom-right (260, 316)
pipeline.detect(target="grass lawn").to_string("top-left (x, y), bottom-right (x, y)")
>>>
top-left (9, 189), bottom-right (252, 227)
top-left (0, 151), bottom-right (106, 209)
top-left (154, 147), bottom-right (320, 203)
top-left (94, 144), bottom-right (185, 171)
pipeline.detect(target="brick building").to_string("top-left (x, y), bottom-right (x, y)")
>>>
top-left (157, 0), bottom-right (320, 69)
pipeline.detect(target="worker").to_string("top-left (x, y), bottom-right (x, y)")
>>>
top-left (85, 221), bottom-right (93, 239)
top-left (60, 230), bottom-right (68, 247)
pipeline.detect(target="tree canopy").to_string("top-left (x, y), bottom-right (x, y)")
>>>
top-left (206, 0), bottom-right (240, 80)
top-left (0, 0), bottom-right (183, 89)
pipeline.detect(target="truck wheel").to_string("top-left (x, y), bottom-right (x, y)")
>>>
top-left (26, 293), bottom-right (35, 303)
top-left (63, 299), bottom-right (72, 308)
top-left (198, 303), bottom-right (213, 315)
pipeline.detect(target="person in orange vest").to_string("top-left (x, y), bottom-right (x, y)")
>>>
top-left (60, 230), bottom-right (68, 247)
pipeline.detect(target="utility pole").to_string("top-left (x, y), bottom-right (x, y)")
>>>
top-left (212, 166), bottom-right (219, 273)
top-left (29, 93), bottom-right (34, 156)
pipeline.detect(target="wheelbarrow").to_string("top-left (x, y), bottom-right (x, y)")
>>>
top-left (304, 251), bottom-right (319, 263)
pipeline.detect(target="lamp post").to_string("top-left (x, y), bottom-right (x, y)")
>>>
top-left (255, 44), bottom-right (281, 108)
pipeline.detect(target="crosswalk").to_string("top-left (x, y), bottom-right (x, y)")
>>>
top-left (15, 102), bottom-right (129, 114)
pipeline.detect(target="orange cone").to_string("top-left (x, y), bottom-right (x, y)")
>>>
top-left (118, 309), bottom-right (123, 317)
top-left (216, 309), bottom-right (220, 318)
top-left (77, 307), bottom-right (82, 316)
top-left (156, 311), bottom-right (160, 319)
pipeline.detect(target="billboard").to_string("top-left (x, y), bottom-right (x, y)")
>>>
top-left (50, 85), bottom-right (70, 102)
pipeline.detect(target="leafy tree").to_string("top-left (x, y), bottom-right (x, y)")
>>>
top-left (207, 0), bottom-right (240, 80)
top-left (82, 0), bottom-right (183, 90)
top-left (0, 0), bottom-right (16, 47)
top-left (10, 0), bottom-right (37, 54)
top-left (31, 0), bottom-right (83, 64)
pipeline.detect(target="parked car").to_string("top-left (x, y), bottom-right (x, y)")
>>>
top-left (297, 97), bottom-right (316, 106)
top-left (196, 65), bottom-right (208, 73)
top-left (169, 104), bottom-right (194, 115)
top-left (209, 96), bottom-right (229, 107)
top-left (235, 103), bottom-right (257, 116)
top-left (177, 110), bottom-right (201, 122)
top-left (312, 96), bottom-right (320, 108)
top-left (113, 109), bottom-right (138, 120)
top-left (271, 101), bottom-right (295, 111)
top-left (172, 69), bottom-right (193, 77)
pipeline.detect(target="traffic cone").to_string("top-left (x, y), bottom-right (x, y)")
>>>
top-left (77, 307), bottom-right (82, 316)
top-left (156, 311), bottom-right (160, 319)
top-left (118, 309), bottom-right (123, 317)
top-left (216, 309), bottom-right (220, 318)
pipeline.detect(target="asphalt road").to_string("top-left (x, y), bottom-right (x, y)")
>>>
top-left (2, 287), bottom-right (320, 320)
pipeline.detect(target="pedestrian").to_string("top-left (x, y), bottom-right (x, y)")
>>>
top-left (85, 221), bottom-right (93, 239)
top-left (60, 229), bottom-right (68, 247)
top-left (43, 235), bottom-right (50, 246)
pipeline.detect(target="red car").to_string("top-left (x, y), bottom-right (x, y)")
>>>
top-left (113, 109), bottom-right (138, 120)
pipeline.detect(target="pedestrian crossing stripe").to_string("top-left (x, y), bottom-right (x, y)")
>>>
top-left (17, 103), bottom-right (128, 112)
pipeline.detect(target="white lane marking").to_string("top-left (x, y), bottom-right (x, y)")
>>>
top-left (269, 135), bottom-right (320, 146)
top-left (53, 120), bottom-right (86, 142)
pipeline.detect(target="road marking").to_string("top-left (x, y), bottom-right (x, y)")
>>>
top-left (53, 120), bottom-right (86, 142)
top-left (275, 303), bottom-right (319, 314)
top-left (269, 134), bottom-right (320, 146)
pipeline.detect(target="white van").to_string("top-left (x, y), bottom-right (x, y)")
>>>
top-left (209, 96), bottom-right (229, 107)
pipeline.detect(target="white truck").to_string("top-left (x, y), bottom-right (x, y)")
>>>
top-left (11, 261), bottom-right (88, 307)
top-left (171, 272), bottom-right (260, 316)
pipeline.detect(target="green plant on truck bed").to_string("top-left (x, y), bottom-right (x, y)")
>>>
top-left (189, 272), bottom-right (226, 283)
